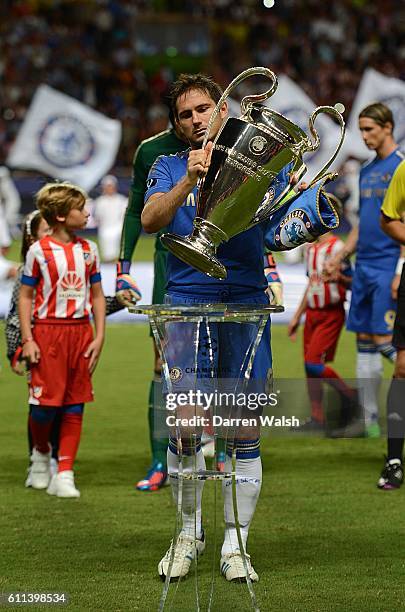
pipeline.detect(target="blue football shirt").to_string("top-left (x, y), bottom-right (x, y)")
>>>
top-left (145, 150), bottom-right (290, 297)
top-left (357, 148), bottom-right (404, 270)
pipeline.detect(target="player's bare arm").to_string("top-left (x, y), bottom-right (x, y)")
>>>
top-left (141, 143), bottom-right (213, 233)
top-left (288, 287), bottom-right (309, 341)
top-left (390, 244), bottom-right (405, 300)
top-left (85, 282), bottom-right (106, 374)
top-left (18, 284), bottom-right (41, 364)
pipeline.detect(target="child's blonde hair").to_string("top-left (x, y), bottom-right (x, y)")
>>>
top-left (35, 182), bottom-right (87, 227)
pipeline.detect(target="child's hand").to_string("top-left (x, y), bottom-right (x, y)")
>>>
top-left (321, 268), bottom-right (339, 282)
top-left (12, 360), bottom-right (26, 376)
top-left (324, 252), bottom-right (343, 279)
top-left (288, 317), bottom-right (300, 341)
top-left (84, 337), bottom-right (104, 374)
top-left (22, 340), bottom-right (41, 364)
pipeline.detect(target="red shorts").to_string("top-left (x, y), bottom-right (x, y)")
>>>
top-left (303, 305), bottom-right (345, 364)
top-left (28, 319), bottom-right (94, 406)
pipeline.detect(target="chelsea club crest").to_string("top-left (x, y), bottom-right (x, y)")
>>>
top-left (39, 115), bottom-right (95, 168)
top-left (274, 209), bottom-right (316, 249)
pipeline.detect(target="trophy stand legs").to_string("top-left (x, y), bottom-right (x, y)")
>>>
top-left (148, 310), bottom-right (269, 612)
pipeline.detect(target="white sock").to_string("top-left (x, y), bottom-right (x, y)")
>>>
top-left (357, 350), bottom-right (382, 426)
top-left (221, 455), bottom-right (262, 556)
top-left (167, 447), bottom-right (205, 539)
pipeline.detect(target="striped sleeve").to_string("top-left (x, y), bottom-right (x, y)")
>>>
top-left (89, 242), bottom-right (102, 284)
top-left (21, 243), bottom-right (40, 286)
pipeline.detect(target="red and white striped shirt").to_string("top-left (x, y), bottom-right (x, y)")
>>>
top-left (22, 236), bottom-right (101, 320)
top-left (306, 236), bottom-right (346, 309)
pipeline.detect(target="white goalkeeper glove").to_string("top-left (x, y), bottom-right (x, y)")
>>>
top-left (116, 260), bottom-right (142, 307)
top-left (264, 252), bottom-right (283, 306)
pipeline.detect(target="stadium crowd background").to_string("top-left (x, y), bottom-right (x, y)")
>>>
top-left (1, 0), bottom-right (404, 171)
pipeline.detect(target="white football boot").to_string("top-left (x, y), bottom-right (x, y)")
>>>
top-left (220, 551), bottom-right (259, 582)
top-left (158, 531), bottom-right (205, 580)
top-left (30, 447), bottom-right (51, 489)
top-left (47, 470), bottom-right (80, 498)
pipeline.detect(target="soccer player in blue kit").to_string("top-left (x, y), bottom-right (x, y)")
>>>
top-left (142, 74), bottom-right (290, 583)
top-left (327, 103), bottom-right (404, 436)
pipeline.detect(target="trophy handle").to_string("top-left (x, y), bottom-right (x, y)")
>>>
top-left (249, 159), bottom-right (307, 227)
top-left (202, 67), bottom-right (278, 150)
top-left (302, 104), bottom-right (346, 187)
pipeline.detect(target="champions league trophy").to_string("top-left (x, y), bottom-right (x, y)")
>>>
top-left (130, 303), bottom-right (283, 612)
top-left (161, 66), bottom-right (345, 280)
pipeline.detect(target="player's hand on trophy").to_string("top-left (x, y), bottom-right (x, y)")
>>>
top-left (289, 173), bottom-right (308, 192)
top-left (187, 141), bottom-right (213, 184)
top-left (116, 261), bottom-right (142, 307)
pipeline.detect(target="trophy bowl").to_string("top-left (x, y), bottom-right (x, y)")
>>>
top-left (161, 67), bottom-right (345, 280)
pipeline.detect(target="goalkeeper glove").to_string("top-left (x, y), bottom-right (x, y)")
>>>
top-left (264, 253), bottom-right (283, 306)
top-left (116, 260), bottom-right (142, 307)
top-left (267, 281), bottom-right (283, 306)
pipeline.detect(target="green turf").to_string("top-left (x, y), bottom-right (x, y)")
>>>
top-left (0, 324), bottom-right (400, 612)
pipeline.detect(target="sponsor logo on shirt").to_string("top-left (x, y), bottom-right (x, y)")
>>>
top-left (59, 272), bottom-right (84, 299)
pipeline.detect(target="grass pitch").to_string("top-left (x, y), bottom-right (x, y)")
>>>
top-left (0, 323), bottom-right (402, 612)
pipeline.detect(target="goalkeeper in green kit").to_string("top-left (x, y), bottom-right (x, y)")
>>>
top-left (116, 117), bottom-right (187, 491)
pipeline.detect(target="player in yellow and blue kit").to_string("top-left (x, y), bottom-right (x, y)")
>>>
top-left (377, 159), bottom-right (405, 489)
top-left (326, 103), bottom-right (404, 436)
top-left (142, 73), bottom-right (290, 584)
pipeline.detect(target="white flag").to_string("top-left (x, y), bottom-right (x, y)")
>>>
top-left (263, 75), bottom-right (355, 181)
top-left (347, 68), bottom-right (405, 160)
top-left (7, 85), bottom-right (121, 191)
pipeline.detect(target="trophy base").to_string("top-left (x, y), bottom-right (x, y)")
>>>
top-left (161, 233), bottom-right (227, 280)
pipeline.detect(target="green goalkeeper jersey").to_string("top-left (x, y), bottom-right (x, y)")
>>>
top-left (119, 129), bottom-right (187, 260)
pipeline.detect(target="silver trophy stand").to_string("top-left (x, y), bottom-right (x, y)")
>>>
top-left (130, 304), bottom-right (283, 612)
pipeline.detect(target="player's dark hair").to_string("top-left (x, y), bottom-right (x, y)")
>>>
top-left (21, 210), bottom-right (43, 261)
top-left (169, 73), bottom-right (223, 120)
top-left (359, 103), bottom-right (395, 132)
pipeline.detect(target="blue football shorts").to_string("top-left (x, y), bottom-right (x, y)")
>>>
top-left (347, 263), bottom-right (397, 335)
top-left (162, 290), bottom-right (273, 396)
